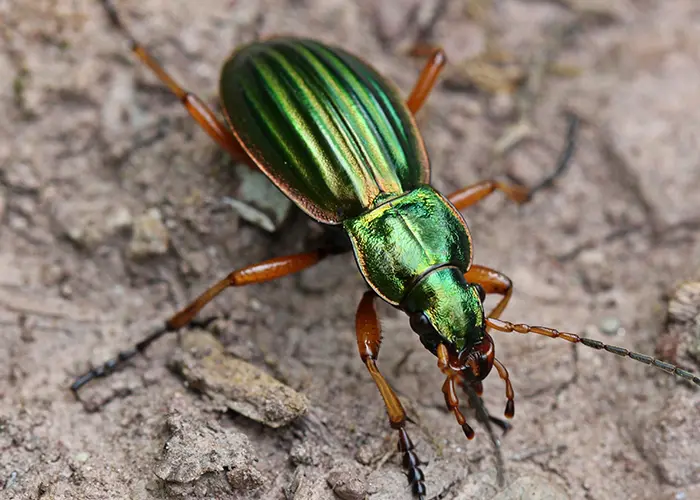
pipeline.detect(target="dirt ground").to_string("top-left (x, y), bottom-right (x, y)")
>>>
top-left (2, 1), bottom-right (700, 499)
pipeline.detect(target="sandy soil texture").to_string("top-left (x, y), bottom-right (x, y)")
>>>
top-left (1, 1), bottom-right (699, 499)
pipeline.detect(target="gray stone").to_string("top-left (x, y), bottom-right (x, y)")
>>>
top-left (169, 331), bottom-right (308, 428)
top-left (326, 461), bottom-right (367, 500)
top-left (154, 412), bottom-right (263, 492)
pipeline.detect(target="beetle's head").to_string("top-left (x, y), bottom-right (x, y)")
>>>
top-left (401, 266), bottom-right (494, 382)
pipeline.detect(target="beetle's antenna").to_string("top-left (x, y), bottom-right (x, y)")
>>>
top-left (486, 317), bottom-right (700, 386)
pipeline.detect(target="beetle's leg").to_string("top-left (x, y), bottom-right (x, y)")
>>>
top-left (523, 112), bottom-right (580, 198)
top-left (493, 358), bottom-right (515, 418)
top-left (437, 345), bottom-right (475, 439)
top-left (98, 0), bottom-right (253, 166)
top-left (356, 291), bottom-right (426, 500)
top-left (464, 380), bottom-right (512, 435)
top-left (447, 179), bottom-right (530, 210)
top-left (464, 264), bottom-right (513, 320)
top-left (461, 380), bottom-right (508, 486)
top-left (447, 113), bottom-right (580, 211)
top-left (71, 248), bottom-right (337, 393)
top-left (406, 45), bottom-right (447, 114)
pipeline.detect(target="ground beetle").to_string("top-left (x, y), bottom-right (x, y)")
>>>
top-left (73, 2), bottom-right (700, 498)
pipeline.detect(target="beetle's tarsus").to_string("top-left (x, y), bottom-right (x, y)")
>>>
top-left (526, 112), bottom-right (580, 198)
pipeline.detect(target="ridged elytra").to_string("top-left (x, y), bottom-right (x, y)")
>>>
top-left (73, 2), bottom-right (700, 499)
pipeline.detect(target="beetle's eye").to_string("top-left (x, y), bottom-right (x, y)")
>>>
top-left (409, 311), bottom-right (437, 337)
top-left (474, 284), bottom-right (486, 302)
top-left (409, 311), bottom-right (442, 353)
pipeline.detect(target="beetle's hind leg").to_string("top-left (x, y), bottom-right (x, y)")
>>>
top-left (71, 248), bottom-right (340, 394)
top-left (98, 0), bottom-right (254, 167)
top-left (356, 291), bottom-right (427, 500)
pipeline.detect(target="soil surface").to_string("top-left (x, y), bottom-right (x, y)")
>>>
top-left (1, 1), bottom-right (700, 500)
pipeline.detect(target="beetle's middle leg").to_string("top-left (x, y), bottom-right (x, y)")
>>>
top-left (446, 113), bottom-right (580, 211)
top-left (356, 291), bottom-right (427, 500)
top-left (71, 248), bottom-right (340, 393)
top-left (464, 264), bottom-right (512, 321)
top-left (98, 0), bottom-right (254, 167)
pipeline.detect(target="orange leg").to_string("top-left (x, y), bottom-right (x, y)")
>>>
top-left (447, 180), bottom-right (530, 211)
top-left (72, 250), bottom-right (330, 392)
top-left (99, 0), bottom-right (254, 166)
top-left (356, 291), bottom-right (426, 500)
top-left (464, 264), bottom-right (513, 320)
top-left (436, 344), bottom-right (475, 438)
top-left (492, 358), bottom-right (515, 418)
top-left (406, 45), bottom-right (447, 114)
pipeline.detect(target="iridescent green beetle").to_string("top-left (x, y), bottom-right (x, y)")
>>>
top-left (75, 2), bottom-right (700, 499)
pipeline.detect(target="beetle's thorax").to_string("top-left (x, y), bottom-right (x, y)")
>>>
top-left (343, 185), bottom-right (483, 349)
top-left (343, 185), bottom-right (471, 304)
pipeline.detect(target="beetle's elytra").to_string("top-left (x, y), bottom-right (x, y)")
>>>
top-left (221, 37), bottom-right (430, 224)
top-left (73, 2), bottom-right (700, 499)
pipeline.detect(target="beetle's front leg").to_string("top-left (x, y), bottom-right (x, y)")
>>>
top-left (463, 265), bottom-right (516, 419)
top-left (355, 291), bottom-right (426, 500)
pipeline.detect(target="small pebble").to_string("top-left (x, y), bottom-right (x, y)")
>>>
top-left (354, 443), bottom-right (376, 465)
top-left (326, 462), bottom-right (367, 500)
top-left (3, 471), bottom-right (18, 490)
top-left (105, 206), bottom-right (133, 233)
top-left (128, 208), bottom-right (169, 258)
top-left (599, 316), bottom-right (622, 336)
top-left (289, 442), bottom-right (317, 466)
top-left (222, 164), bottom-right (293, 233)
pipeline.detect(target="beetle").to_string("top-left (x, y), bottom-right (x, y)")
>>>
top-left (73, 2), bottom-right (700, 499)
